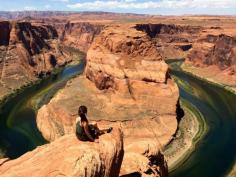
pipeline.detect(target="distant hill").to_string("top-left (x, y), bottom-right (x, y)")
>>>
top-left (0, 11), bottom-right (147, 20)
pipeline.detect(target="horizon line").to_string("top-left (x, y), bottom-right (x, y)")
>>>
top-left (0, 10), bottom-right (236, 17)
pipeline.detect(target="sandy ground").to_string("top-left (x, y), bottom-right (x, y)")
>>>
top-left (180, 64), bottom-right (236, 177)
top-left (227, 162), bottom-right (236, 177)
top-left (163, 101), bottom-right (207, 171)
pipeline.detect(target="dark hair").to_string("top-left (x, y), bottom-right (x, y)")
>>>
top-left (78, 105), bottom-right (88, 122)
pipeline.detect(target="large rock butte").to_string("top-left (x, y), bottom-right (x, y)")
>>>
top-left (37, 24), bottom-right (179, 176)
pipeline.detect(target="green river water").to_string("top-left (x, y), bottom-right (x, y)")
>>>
top-left (0, 59), bottom-right (235, 177)
top-left (169, 61), bottom-right (236, 177)
top-left (0, 60), bottom-right (85, 158)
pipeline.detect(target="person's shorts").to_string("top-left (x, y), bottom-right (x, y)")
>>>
top-left (76, 125), bottom-right (97, 141)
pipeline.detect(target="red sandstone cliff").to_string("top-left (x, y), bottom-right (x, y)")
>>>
top-left (60, 22), bottom-right (104, 52)
top-left (1, 16), bottom-right (236, 177)
top-left (0, 21), bottom-right (79, 101)
top-left (187, 34), bottom-right (236, 70)
top-left (135, 23), bottom-right (236, 85)
top-left (136, 23), bottom-right (236, 76)
top-left (135, 24), bottom-right (201, 60)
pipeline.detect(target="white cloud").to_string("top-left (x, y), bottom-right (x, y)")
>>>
top-left (24, 6), bottom-right (37, 11)
top-left (124, 0), bottom-right (136, 2)
top-left (45, 4), bottom-right (51, 9)
top-left (67, 0), bottom-right (236, 10)
top-left (51, 0), bottom-right (69, 2)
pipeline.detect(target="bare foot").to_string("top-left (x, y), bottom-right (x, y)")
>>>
top-left (107, 127), bottom-right (113, 133)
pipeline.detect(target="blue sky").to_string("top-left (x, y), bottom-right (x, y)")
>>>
top-left (0, 0), bottom-right (236, 15)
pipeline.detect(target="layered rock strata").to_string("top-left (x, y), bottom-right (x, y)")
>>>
top-left (0, 21), bottom-right (73, 101)
top-left (0, 128), bottom-right (124, 177)
top-left (184, 31), bottom-right (236, 88)
top-left (135, 24), bottom-right (202, 60)
top-left (187, 34), bottom-right (236, 71)
top-left (37, 24), bottom-right (179, 176)
top-left (135, 23), bottom-right (236, 71)
top-left (135, 23), bottom-right (236, 88)
top-left (60, 22), bottom-right (104, 52)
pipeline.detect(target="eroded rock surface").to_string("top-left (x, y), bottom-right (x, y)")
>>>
top-left (0, 21), bottom-right (74, 101)
top-left (0, 128), bottom-right (124, 177)
top-left (187, 34), bottom-right (236, 69)
top-left (60, 22), bottom-right (104, 52)
top-left (37, 24), bottom-right (178, 176)
top-left (135, 24), bottom-right (201, 60)
top-left (136, 23), bottom-right (236, 73)
top-left (135, 23), bottom-right (236, 88)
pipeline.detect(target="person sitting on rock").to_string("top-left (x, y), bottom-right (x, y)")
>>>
top-left (75, 105), bottom-right (113, 142)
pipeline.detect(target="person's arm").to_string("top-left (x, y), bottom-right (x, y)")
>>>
top-left (83, 122), bottom-right (95, 142)
top-left (75, 117), bottom-right (80, 124)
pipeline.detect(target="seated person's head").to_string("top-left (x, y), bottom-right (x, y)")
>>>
top-left (78, 105), bottom-right (87, 117)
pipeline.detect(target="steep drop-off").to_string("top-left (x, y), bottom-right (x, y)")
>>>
top-left (136, 23), bottom-right (236, 91)
top-left (60, 22), bottom-right (104, 52)
top-left (0, 16), bottom-right (236, 177)
top-left (135, 24), bottom-right (201, 60)
top-left (187, 34), bottom-right (236, 71)
top-left (0, 21), bottom-right (71, 101)
top-left (0, 128), bottom-right (124, 177)
top-left (136, 23), bottom-right (236, 72)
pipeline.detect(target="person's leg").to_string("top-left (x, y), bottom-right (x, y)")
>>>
top-left (76, 132), bottom-right (90, 141)
top-left (89, 122), bottom-right (112, 135)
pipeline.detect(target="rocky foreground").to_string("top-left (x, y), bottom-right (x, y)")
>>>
top-left (0, 128), bottom-right (124, 177)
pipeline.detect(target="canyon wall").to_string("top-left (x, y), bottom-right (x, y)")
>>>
top-left (0, 21), bottom-right (11, 46)
top-left (1, 15), bottom-right (236, 177)
top-left (187, 34), bottom-right (236, 71)
top-left (0, 21), bottom-right (71, 101)
top-left (135, 24), bottom-right (201, 60)
top-left (0, 20), bottom-right (103, 102)
top-left (141, 24), bottom-right (236, 74)
top-left (135, 23), bottom-right (236, 87)
top-left (60, 22), bottom-right (104, 52)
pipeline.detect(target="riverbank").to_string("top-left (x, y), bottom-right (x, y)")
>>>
top-left (0, 47), bottom-right (85, 110)
top-left (181, 63), bottom-right (236, 95)
top-left (0, 52), bottom-right (85, 159)
top-left (180, 63), bottom-right (236, 177)
top-left (30, 60), bottom-right (85, 110)
top-left (167, 59), bottom-right (236, 177)
top-left (227, 161), bottom-right (236, 177)
top-left (163, 99), bottom-right (207, 171)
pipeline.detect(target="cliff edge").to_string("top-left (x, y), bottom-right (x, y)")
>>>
top-left (0, 128), bottom-right (124, 177)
